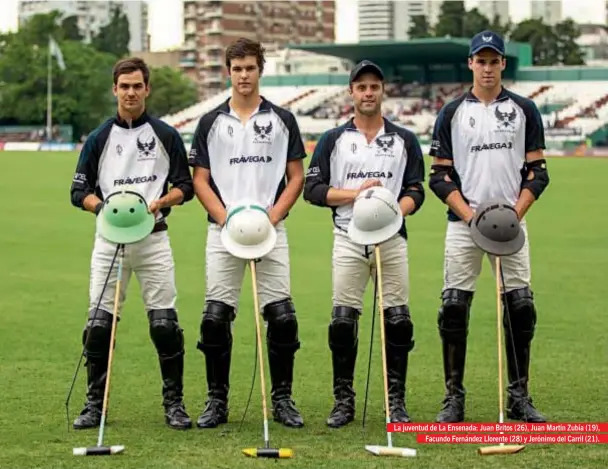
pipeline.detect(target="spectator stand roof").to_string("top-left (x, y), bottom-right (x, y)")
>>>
top-left (288, 38), bottom-right (532, 82)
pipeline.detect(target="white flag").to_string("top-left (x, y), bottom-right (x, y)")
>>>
top-left (49, 36), bottom-right (66, 71)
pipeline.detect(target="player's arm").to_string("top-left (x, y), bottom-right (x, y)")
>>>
top-left (514, 101), bottom-right (550, 220)
top-left (189, 117), bottom-right (227, 225)
top-left (192, 167), bottom-right (227, 225)
top-left (304, 131), bottom-right (359, 207)
top-left (70, 133), bottom-right (103, 215)
top-left (398, 132), bottom-right (426, 217)
top-left (152, 129), bottom-right (195, 213)
top-left (428, 105), bottom-right (475, 224)
top-left (268, 112), bottom-right (306, 225)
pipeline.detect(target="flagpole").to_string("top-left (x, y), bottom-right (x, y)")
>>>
top-left (46, 37), bottom-right (52, 142)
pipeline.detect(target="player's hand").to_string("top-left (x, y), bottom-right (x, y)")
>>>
top-left (514, 207), bottom-right (523, 221)
top-left (358, 179), bottom-right (383, 193)
top-left (466, 211), bottom-right (475, 226)
top-left (148, 200), bottom-right (161, 216)
top-left (268, 208), bottom-right (281, 226)
top-left (217, 210), bottom-right (228, 227)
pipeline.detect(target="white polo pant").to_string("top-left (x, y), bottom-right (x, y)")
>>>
top-left (443, 220), bottom-right (531, 293)
top-left (88, 230), bottom-right (177, 315)
top-left (332, 229), bottom-right (409, 311)
top-left (205, 221), bottom-right (291, 311)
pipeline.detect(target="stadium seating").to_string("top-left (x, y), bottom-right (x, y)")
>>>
top-left (162, 80), bottom-right (608, 142)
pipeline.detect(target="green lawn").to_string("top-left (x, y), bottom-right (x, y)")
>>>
top-left (1, 152), bottom-right (607, 469)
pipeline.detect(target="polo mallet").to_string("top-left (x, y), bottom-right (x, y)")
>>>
top-left (362, 271), bottom-right (379, 428)
top-left (242, 259), bottom-right (294, 459)
top-left (73, 244), bottom-right (126, 456)
top-left (477, 256), bottom-right (525, 456)
top-left (364, 245), bottom-right (416, 458)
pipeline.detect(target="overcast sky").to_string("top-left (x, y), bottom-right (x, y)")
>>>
top-left (0, 0), bottom-right (605, 51)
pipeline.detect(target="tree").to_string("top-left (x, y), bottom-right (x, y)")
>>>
top-left (490, 14), bottom-right (513, 37)
top-left (408, 15), bottom-right (433, 39)
top-left (510, 18), bottom-right (559, 65)
top-left (463, 8), bottom-right (491, 38)
top-left (17, 10), bottom-right (64, 46)
top-left (0, 26), bottom-right (117, 137)
top-left (61, 15), bottom-right (83, 41)
top-left (91, 4), bottom-right (130, 57)
top-left (433, 1), bottom-right (466, 37)
top-left (554, 19), bottom-right (585, 65)
top-left (145, 67), bottom-right (199, 118)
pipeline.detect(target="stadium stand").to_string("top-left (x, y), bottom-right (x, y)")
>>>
top-left (164, 79), bottom-right (608, 147)
top-left (158, 38), bottom-right (608, 155)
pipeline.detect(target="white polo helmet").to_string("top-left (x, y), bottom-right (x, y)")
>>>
top-left (348, 186), bottom-right (402, 245)
top-left (220, 202), bottom-right (277, 259)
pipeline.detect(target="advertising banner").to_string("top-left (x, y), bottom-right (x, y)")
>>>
top-left (39, 143), bottom-right (76, 151)
top-left (3, 142), bottom-right (41, 151)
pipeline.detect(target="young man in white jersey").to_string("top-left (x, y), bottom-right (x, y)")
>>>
top-left (69, 57), bottom-right (195, 430)
top-left (428, 30), bottom-right (550, 423)
top-left (188, 38), bottom-right (306, 429)
top-left (303, 61), bottom-right (426, 428)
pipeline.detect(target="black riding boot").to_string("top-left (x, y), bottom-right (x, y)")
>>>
top-left (503, 289), bottom-right (546, 422)
top-left (73, 357), bottom-right (106, 429)
top-left (435, 290), bottom-right (472, 423)
top-left (158, 352), bottom-right (192, 429)
top-left (386, 341), bottom-right (412, 423)
top-left (73, 310), bottom-right (113, 430)
top-left (435, 339), bottom-right (467, 423)
top-left (197, 343), bottom-right (231, 428)
top-left (268, 339), bottom-right (304, 428)
top-left (326, 340), bottom-right (357, 428)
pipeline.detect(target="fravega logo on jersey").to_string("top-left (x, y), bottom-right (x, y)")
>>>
top-left (470, 142), bottom-right (513, 152)
top-left (114, 175), bottom-right (158, 186)
top-left (346, 171), bottom-right (393, 180)
top-left (229, 155), bottom-right (273, 165)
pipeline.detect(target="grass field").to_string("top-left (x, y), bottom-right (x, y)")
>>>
top-left (2, 151), bottom-right (608, 469)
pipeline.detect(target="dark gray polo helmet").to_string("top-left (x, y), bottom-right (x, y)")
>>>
top-left (470, 199), bottom-right (525, 256)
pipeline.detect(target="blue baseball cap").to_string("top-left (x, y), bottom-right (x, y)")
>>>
top-left (469, 30), bottom-right (505, 56)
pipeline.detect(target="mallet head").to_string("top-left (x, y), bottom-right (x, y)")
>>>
top-left (73, 445), bottom-right (125, 456)
top-left (365, 445), bottom-right (417, 457)
top-left (478, 444), bottom-right (525, 456)
top-left (242, 447), bottom-right (294, 458)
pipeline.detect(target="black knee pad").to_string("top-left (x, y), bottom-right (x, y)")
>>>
top-left (438, 289), bottom-right (473, 342)
top-left (197, 301), bottom-right (235, 353)
top-left (329, 306), bottom-right (360, 351)
top-left (504, 287), bottom-right (537, 342)
top-left (148, 309), bottom-right (184, 360)
top-left (82, 309), bottom-right (113, 359)
top-left (263, 298), bottom-right (300, 352)
top-left (384, 305), bottom-right (415, 352)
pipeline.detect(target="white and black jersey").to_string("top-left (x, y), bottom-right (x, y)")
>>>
top-left (429, 86), bottom-right (545, 221)
top-left (188, 96), bottom-right (307, 223)
top-left (303, 117), bottom-right (425, 239)
top-left (70, 111), bottom-right (194, 224)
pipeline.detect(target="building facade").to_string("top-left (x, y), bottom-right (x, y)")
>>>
top-left (181, 0), bottom-right (335, 98)
top-left (358, 0), bottom-right (441, 42)
top-left (530, 0), bottom-right (562, 25)
top-left (477, 0), bottom-right (510, 25)
top-left (18, 0), bottom-right (149, 52)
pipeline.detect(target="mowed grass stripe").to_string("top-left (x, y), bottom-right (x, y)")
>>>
top-left (1, 152), bottom-right (607, 468)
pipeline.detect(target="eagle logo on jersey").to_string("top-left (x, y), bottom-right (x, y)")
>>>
top-left (137, 135), bottom-right (157, 160)
top-left (375, 135), bottom-right (395, 157)
top-left (494, 104), bottom-right (517, 129)
top-left (253, 120), bottom-right (273, 143)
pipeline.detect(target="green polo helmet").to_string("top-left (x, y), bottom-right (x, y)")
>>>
top-left (96, 189), bottom-right (155, 244)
